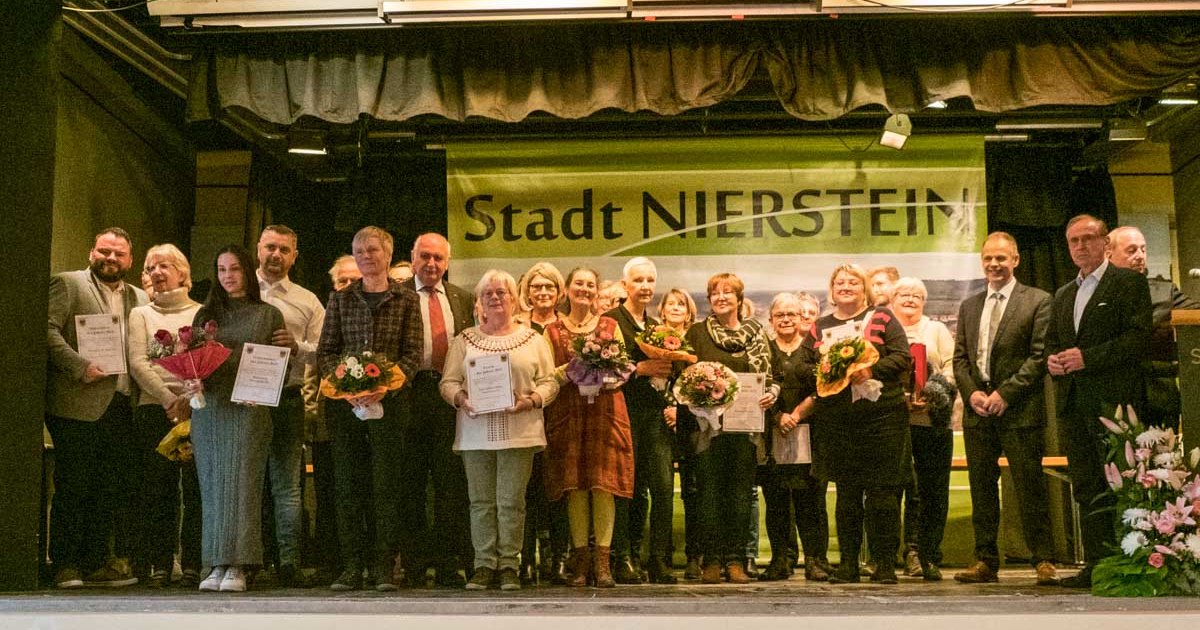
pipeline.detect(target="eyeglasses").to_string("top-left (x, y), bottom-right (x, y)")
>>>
top-left (771, 311), bottom-right (801, 320)
top-left (894, 293), bottom-right (925, 302)
top-left (529, 281), bottom-right (557, 292)
top-left (482, 289), bottom-right (511, 299)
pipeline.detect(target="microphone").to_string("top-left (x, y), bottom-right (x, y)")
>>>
top-left (1190, 268), bottom-right (1200, 279)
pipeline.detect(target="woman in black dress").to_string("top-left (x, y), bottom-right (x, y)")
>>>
top-left (798, 264), bottom-right (911, 584)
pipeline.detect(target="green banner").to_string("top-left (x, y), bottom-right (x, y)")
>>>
top-left (448, 136), bottom-right (986, 259)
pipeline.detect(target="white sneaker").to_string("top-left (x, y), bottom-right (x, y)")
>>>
top-left (219, 566), bottom-right (247, 592)
top-left (199, 567), bottom-right (225, 592)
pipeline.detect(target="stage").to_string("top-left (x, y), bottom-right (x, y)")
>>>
top-left (3, 568), bottom-right (1200, 630)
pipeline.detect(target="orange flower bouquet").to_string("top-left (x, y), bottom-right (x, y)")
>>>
top-left (321, 351), bottom-right (406, 419)
top-left (815, 336), bottom-right (880, 400)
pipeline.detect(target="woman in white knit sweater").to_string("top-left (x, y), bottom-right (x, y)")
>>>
top-left (126, 244), bottom-right (202, 587)
top-left (440, 269), bottom-right (559, 591)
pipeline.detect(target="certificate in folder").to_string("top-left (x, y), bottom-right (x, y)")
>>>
top-left (467, 353), bottom-right (515, 415)
top-left (722, 372), bottom-right (765, 433)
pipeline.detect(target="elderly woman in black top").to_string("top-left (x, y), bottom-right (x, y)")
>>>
top-left (685, 273), bottom-right (778, 584)
top-left (798, 264), bottom-right (911, 584)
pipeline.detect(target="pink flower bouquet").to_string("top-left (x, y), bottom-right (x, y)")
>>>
top-left (672, 361), bottom-right (740, 431)
top-left (566, 329), bottom-right (634, 404)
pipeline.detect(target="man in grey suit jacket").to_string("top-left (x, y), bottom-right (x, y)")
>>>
top-left (952, 232), bottom-right (1058, 586)
top-left (1047, 214), bottom-right (1153, 588)
top-left (46, 227), bottom-right (148, 589)
top-left (398, 232), bottom-right (476, 587)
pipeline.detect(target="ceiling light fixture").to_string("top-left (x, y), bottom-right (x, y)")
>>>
top-left (1158, 97), bottom-right (1199, 106)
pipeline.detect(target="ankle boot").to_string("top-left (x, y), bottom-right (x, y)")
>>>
top-left (566, 547), bottom-right (590, 587)
top-left (593, 546), bottom-right (616, 588)
top-left (612, 554), bottom-right (641, 584)
top-left (647, 556), bottom-right (678, 584)
top-left (548, 554), bottom-right (569, 585)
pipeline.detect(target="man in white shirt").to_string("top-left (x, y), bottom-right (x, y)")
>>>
top-left (46, 227), bottom-right (147, 588)
top-left (1047, 214), bottom-right (1152, 588)
top-left (256, 225), bottom-right (325, 587)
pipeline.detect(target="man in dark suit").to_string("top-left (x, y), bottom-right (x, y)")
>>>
top-left (1106, 226), bottom-right (1200, 430)
top-left (46, 227), bottom-right (148, 588)
top-left (1047, 214), bottom-right (1153, 588)
top-left (398, 232), bottom-right (475, 587)
top-left (952, 232), bottom-right (1058, 586)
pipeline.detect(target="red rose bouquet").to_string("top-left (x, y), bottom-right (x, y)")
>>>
top-left (150, 321), bottom-right (230, 409)
top-left (320, 350), bottom-right (406, 419)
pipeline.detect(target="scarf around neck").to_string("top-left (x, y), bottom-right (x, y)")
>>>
top-left (705, 314), bottom-right (771, 375)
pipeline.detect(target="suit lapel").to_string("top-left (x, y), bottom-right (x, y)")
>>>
top-left (1060, 281), bottom-right (1080, 346)
top-left (962, 292), bottom-right (986, 363)
top-left (1077, 266), bottom-right (1117, 335)
top-left (991, 283), bottom-right (1023, 345)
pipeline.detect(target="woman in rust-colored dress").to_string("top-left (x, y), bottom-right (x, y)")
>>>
top-left (543, 267), bottom-right (634, 588)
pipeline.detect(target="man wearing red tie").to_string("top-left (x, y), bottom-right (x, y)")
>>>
top-left (398, 233), bottom-right (476, 587)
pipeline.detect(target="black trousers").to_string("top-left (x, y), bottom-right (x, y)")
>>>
top-left (330, 394), bottom-right (405, 571)
top-left (613, 405), bottom-right (676, 560)
top-left (309, 439), bottom-right (341, 574)
top-left (46, 394), bottom-right (135, 573)
top-left (130, 404), bottom-right (184, 573)
top-left (835, 482), bottom-right (902, 569)
top-left (761, 467), bottom-right (829, 565)
top-left (398, 373), bottom-right (471, 573)
top-left (909, 424), bottom-right (953, 565)
top-left (521, 452), bottom-right (569, 566)
top-left (964, 419), bottom-right (1055, 568)
top-left (1061, 400), bottom-right (1118, 566)
top-left (696, 433), bottom-right (756, 564)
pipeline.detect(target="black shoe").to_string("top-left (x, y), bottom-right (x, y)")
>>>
top-left (548, 556), bottom-right (569, 585)
top-left (759, 558), bottom-right (793, 582)
top-left (613, 556), bottom-right (642, 584)
top-left (827, 567), bottom-right (861, 584)
top-left (1060, 566), bottom-right (1093, 589)
top-left (435, 567), bottom-right (466, 588)
top-left (922, 563), bottom-right (943, 581)
top-left (277, 564), bottom-right (307, 588)
top-left (870, 564), bottom-right (898, 584)
top-left (860, 561), bottom-right (876, 578)
top-left (466, 566), bottom-right (495, 590)
top-left (646, 556), bottom-right (678, 585)
top-left (330, 568), bottom-right (363, 591)
top-left (374, 557), bottom-right (398, 592)
top-left (518, 563), bottom-right (536, 585)
top-left (683, 557), bottom-right (703, 581)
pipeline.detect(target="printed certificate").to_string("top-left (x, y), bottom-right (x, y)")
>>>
top-left (231, 343), bottom-right (291, 407)
top-left (75, 314), bottom-right (126, 375)
top-left (467, 352), bottom-right (515, 414)
top-left (722, 372), bottom-right (765, 433)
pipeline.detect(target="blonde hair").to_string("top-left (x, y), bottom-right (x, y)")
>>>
top-left (828, 264), bottom-right (873, 311)
top-left (328, 255), bottom-right (358, 283)
top-left (656, 288), bottom-right (697, 330)
top-left (517, 261), bottom-right (565, 313)
top-left (352, 226), bottom-right (394, 260)
top-left (143, 243), bottom-right (192, 289)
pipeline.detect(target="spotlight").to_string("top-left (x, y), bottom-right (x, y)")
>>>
top-left (288, 129), bottom-right (328, 155)
top-left (880, 113), bottom-right (911, 150)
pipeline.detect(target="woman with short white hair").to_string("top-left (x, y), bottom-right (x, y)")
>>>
top-left (889, 276), bottom-right (956, 581)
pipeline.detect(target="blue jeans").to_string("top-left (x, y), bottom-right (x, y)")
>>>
top-left (265, 389), bottom-right (304, 567)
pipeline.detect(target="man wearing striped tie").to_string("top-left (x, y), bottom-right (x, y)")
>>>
top-left (952, 231), bottom-right (1058, 587)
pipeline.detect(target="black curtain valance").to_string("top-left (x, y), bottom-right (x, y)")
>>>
top-left (188, 18), bottom-right (1200, 126)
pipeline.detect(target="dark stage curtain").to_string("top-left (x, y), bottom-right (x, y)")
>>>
top-left (986, 145), bottom-right (1117, 295)
top-left (188, 18), bottom-right (1200, 126)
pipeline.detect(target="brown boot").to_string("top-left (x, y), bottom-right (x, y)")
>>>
top-left (567, 547), bottom-right (591, 587)
top-left (725, 561), bottom-right (751, 584)
top-left (593, 546), bottom-right (616, 588)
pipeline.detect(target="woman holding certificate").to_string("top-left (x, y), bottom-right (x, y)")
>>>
top-left (798, 264), bottom-right (911, 585)
top-left (758, 291), bottom-right (832, 582)
top-left (189, 245), bottom-right (288, 592)
top-left (127, 244), bottom-right (202, 587)
top-left (543, 267), bottom-right (635, 588)
top-left (440, 269), bottom-right (559, 591)
top-left (684, 273), bottom-right (778, 584)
